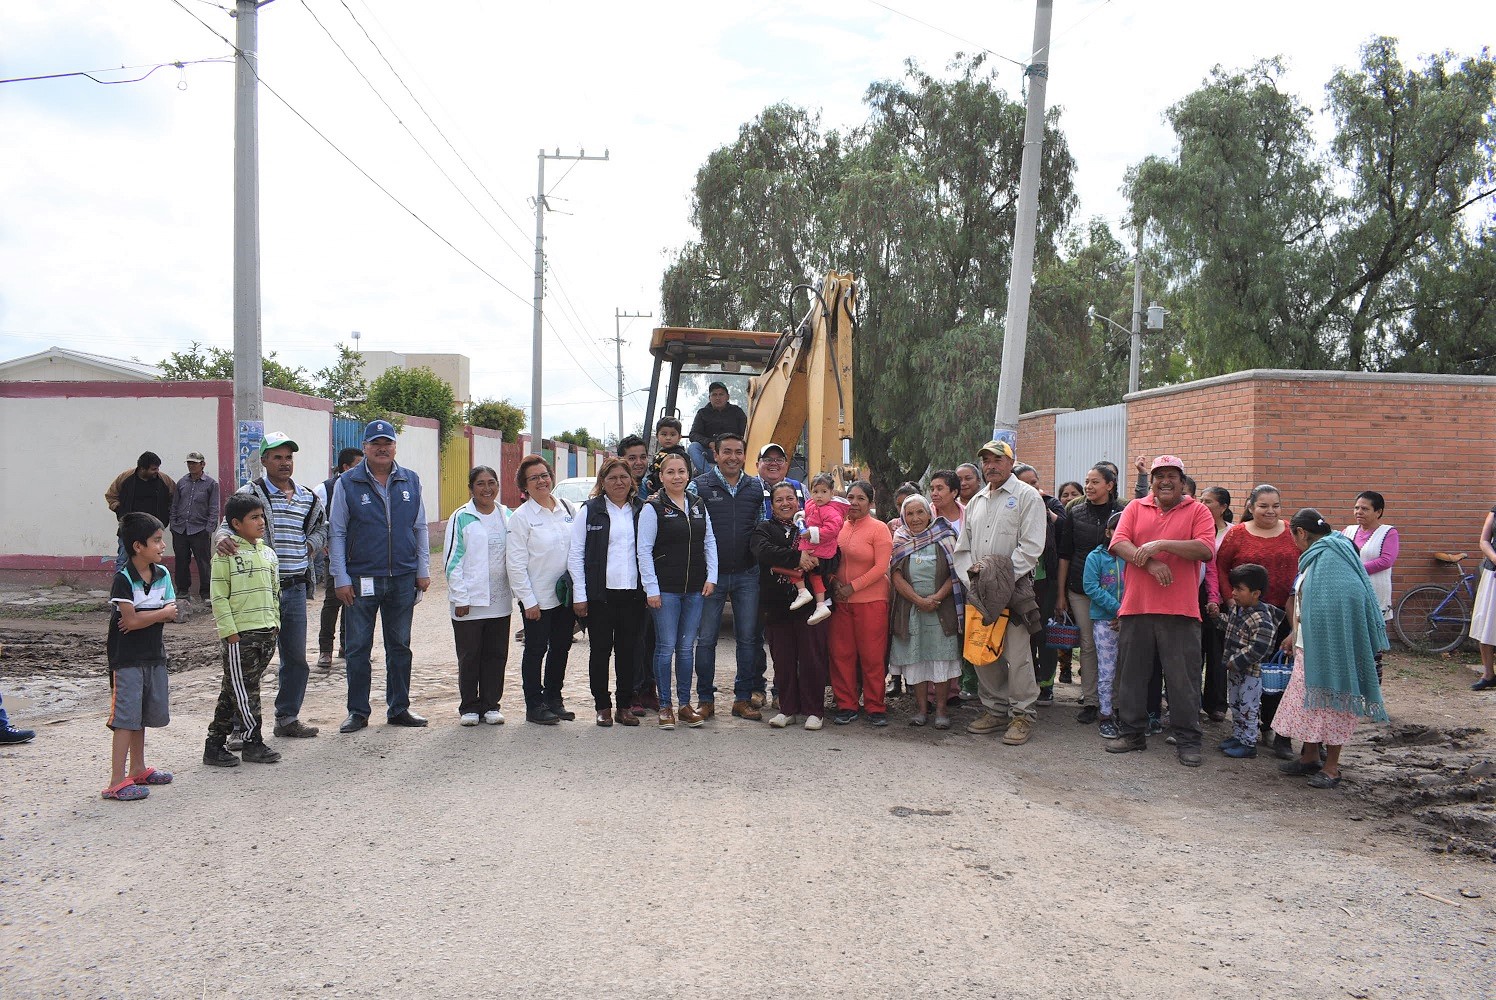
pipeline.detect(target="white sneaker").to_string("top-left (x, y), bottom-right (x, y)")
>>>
top-left (459, 713), bottom-right (480, 727)
top-left (804, 715), bottom-right (823, 731)
top-left (788, 587), bottom-right (815, 610)
top-left (768, 712), bottom-right (790, 728)
top-left (483, 710), bottom-right (504, 725)
top-left (806, 602), bottom-right (832, 625)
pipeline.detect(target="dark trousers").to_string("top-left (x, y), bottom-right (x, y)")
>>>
top-left (587, 590), bottom-right (643, 710)
top-left (521, 605), bottom-right (574, 711)
top-left (318, 577), bottom-right (346, 655)
top-left (1148, 658), bottom-right (1165, 717)
top-left (209, 628), bottom-right (276, 743)
top-left (767, 619), bottom-right (829, 717)
top-left (1201, 619), bottom-right (1227, 714)
top-left (1032, 576), bottom-right (1058, 687)
top-left (171, 530), bottom-right (212, 599)
top-left (453, 615), bottom-right (509, 714)
top-left (1116, 615), bottom-right (1202, 750)
top-left (633, 616), bottom-right (658, 707)
top-left (1258, 616), bottom-right (1293, 736)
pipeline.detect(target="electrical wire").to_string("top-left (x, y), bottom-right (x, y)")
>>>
top-left (168, 0), bottom-right (535, 312)
top-left (0, 57), bottom-right (232, 86)
top-left (298, 0), bottom-right (534, 273)
top-left (334, 0), bottom-right (537, 249)
top-left (862, 0), bottom-right (1027, 68)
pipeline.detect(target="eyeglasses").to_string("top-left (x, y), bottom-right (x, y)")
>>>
top-left (525, 472), bottom-right (552, 484)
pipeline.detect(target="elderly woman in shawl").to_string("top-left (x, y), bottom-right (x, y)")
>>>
top-left (1274, 508), bottom-right (1389, 789)
top-left (888, 495), bottom-right (965, 730)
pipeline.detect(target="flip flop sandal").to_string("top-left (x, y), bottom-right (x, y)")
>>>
top-left (102, 778), bottom-right (149, 801)
top-left (131, 767), bottom-right (173, 786)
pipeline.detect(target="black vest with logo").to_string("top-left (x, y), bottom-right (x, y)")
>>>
top-left (648, 492), bottom-right (709, 594)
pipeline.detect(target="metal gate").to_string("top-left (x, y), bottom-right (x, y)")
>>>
top-left (332, 417), bottom-right (362, 467)
top-left (1053, 404), bottom-right (1127, 485)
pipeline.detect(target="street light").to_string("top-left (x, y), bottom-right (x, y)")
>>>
top-left (1087, 301), bottom-right (1166, 395)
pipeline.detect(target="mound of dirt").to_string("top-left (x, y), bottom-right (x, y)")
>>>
top-left (0, 628), bottom-right (219, 680)
top-left (1347, 724), bottom-right (1495, 860)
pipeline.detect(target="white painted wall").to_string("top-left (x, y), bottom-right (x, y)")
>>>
top-left (263, 401), bottom-right (331, 483)
top-left (393, 420), bottom-right (440, 523)
top-left (0, 356), bottom-right (154, 382)
top-left (0, 393), bottom-right (220, 559)
top-left (471, 432), bottom-right (504, 485)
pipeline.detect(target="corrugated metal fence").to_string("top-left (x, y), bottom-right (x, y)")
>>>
top-left (1054, 404), bottom-right (1127, 485)
top-left (332, 417), bottom-right (362, 467)
top-left (439, 432), bottom-right (469, 520)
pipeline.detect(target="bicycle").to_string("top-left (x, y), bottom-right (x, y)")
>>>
top-left (1394, 551), bottom-right (1478, 654)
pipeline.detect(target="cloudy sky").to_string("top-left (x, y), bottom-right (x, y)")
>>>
top-left (3, 1), bottom-right (1491, 440)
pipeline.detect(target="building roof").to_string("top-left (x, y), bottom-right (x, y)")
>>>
top-left (0, 347), bottom-right (161, 381)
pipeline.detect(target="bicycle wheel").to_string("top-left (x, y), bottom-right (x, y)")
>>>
top-left (1394, 585), bottom-right (1469, 654)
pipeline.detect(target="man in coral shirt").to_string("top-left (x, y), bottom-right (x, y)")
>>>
top-left (1105, 455), bottom-right (1216, 765)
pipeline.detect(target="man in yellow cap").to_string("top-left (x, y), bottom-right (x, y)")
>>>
top-left (952, 439), bottom-right (1046, 744)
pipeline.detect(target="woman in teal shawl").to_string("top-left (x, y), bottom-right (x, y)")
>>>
top-left (1274, 509), bottom-right (1389, 789)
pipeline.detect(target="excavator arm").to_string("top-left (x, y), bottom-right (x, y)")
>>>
top-left (745, 272), bottom-right (858, 483)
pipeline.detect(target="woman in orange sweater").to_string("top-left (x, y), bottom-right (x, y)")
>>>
top-left (828, 480), bottom-right (894, 726)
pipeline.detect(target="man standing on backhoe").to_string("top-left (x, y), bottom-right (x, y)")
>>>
top-left (687, 382), bottom-right (747, 473)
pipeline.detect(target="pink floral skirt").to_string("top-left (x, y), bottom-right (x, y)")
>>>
top-left (1272, 647), bottom-right (1360, 746)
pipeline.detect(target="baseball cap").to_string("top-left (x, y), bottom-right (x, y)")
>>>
top-left (1150, 455), bottom-right (1186, 476)
top-left (259, 432), bottom-right (298, 455)
top-left (363, 419), bottom-right (397, 443)
top-left (757, 443), bottom-right (787, 460)
top-left (185, 451), bottom-right (206, 463)
top-left (977, 439), bottom-right (1015, 460)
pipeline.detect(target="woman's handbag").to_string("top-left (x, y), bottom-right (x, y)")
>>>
top-left (1044, 612), bottom-right (1081, 650)
top-left (1260, 649), bottom-right (1293, 695)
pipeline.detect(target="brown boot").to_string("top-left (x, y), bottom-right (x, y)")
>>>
top-left (616, 705), bottom-right (640, 727)
top-left (595, 708), bottom-right (614, 727)
top-left (678, 704), bottom-right (704, 728)
top-left (731, 699), bottom-right (762, 721)
top-left (698, 702), bottom-right (716, 721)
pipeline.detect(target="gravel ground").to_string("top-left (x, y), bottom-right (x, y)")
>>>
top-left (2, 562), bottom-right (1493, 999)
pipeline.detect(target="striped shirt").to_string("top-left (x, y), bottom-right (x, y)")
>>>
top-left (210, 538), bottom-right (280, 639)
top-left (266, 481), bottom-right (315, 576)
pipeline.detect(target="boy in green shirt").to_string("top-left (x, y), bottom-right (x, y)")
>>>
top-left (204, 495), bottom-right (282, 766)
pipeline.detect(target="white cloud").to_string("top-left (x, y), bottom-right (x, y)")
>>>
top-left (2, 0), bottom-right (1491, 439)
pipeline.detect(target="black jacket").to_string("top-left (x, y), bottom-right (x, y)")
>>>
top-left (691, 470), bottom-right (762, 575)
top-left (119, 474), bottom-right (174, 526)
top-left (579, 494), bottom-right (643, 602)
top-left (1058, 499), bottom-right (1124, 595)
top-left (688, 403), bottom-right (747, 445)
top-left (647, 492), bottom-right (710, 594)
top-left (750, 518), bottom-right (812, 626)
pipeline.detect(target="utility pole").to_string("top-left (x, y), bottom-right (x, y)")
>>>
top-left (1128, 221), bottom-right (1144, 396)
top-left (991, 0), bottom-right (1054, 448)
top-left (231, 0), bottom-right (267, 486)
top-left (529, 147), bottom-right (609, 451)
top-left (611, 309), bottom-right (652, 442)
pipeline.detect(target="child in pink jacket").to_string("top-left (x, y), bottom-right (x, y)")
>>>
top-left (789, 474), bottom-right (847, 624)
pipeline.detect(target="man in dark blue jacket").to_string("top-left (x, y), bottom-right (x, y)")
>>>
top-left (688, 433), bottom-right (763, 720)
top-left (329, 420), bottom-right (430, 733)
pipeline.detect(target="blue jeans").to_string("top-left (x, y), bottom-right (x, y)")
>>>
top-left (114, 537), bottom-right (130, 573)
top-left (687, 441), bottom-right (714, 475)
top-left (694, 568), bottom-right (760, 702)
top-left (651, 591), bottom-right (704, 708)
top-left (343, 573), bottom-right (417, 720)
top-left (274, 580), bottom-right (311, 724)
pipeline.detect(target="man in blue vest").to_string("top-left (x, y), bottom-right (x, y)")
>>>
top-left (688, 432), bottom-right (763, 721)
top-left (329, 420), bottom-right (430, 733)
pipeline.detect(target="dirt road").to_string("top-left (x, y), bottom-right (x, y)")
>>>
top-left (2, 566), bottom-right (1492, 999)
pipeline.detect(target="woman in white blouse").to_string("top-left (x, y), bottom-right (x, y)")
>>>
top-left (443, 466), bottom-right (512, 727)
top-left (506, 455), bottom-right (578, 725)
top-left (567, 458), bottom-right (645, 727)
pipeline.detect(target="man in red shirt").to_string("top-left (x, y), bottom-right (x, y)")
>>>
top-left (1105, 456), bottom-right (1216, 765)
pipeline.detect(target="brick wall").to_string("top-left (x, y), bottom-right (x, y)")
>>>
top-left (1125, 371), bottom-right (1496, 605)
top-left (1015, 409), bottom-right (1063, 489)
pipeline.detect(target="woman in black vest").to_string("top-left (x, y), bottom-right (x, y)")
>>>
top-left (636, 453), bottom-right (718, 730)
top-left (567, 458), bottom-right (644, 727)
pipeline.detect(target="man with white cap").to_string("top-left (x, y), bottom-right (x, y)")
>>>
top-left (952, 439), bottom-right (1046, 745)
top-left (1104, 454), bottom-right (1216, 766)
top-left (169, 450), bottom-right (219, 605)
top-left (214, 431), bottom-right (327, 740)
top-left (329, 419), bottom-right (431, 733)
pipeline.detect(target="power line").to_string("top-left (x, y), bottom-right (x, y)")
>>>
top-left (0, 56), bottom-right (232, 86)
top-left (333, 0), bottom-right (537, 249)
top-left (862, 0), bottom-right (1027, 68)
top-left (298, 0), bottom-right (534, 272)
top-left (169, 0), bottom-right (534, 312)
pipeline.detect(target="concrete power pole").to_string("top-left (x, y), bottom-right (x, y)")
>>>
top-left (231, 0), bottom-right (266, 486)
top-left (1128, 221), bottom-right (1144, 396)
top-left (528, 147), bottom-right (609, 451)
top-left (612, 309), bottom-right (652, 442)
top-left (990, 0), bottom-right (1054, 448)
